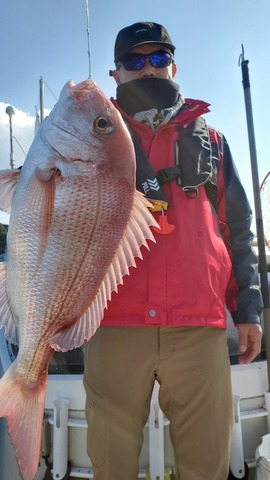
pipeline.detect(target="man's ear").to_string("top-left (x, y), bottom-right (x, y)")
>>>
top-left (172, 63), bottom-right (177, 78)
top-left (111, 70), bottom-right (121, 86)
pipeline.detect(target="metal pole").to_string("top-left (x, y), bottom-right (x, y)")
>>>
top-left (39, 76), bottom-right (44, 123)
top-left (5, 105), bottom-right (15, 169)
top-left (239, 45), bottom-right (270, 385)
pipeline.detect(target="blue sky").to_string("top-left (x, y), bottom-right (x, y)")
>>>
top-left (0, 0), bottom-right (269, 229)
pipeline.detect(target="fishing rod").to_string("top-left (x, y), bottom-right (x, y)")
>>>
top-left (239, 45), bottom-right (270, 382)
top-left (85, 0), bottom-right (91, 79)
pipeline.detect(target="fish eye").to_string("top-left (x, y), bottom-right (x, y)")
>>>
top-left (94, 116), bottom-right (113, 133)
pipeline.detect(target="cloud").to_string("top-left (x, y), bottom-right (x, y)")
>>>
top-left (0, 103), bottom-right (50, 224)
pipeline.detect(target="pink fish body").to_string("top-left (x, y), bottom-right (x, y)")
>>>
top-left (0, 80), bottom-right (158, 479)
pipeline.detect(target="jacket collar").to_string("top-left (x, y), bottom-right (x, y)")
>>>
top-left (111, 97), bottom-right (211, 129)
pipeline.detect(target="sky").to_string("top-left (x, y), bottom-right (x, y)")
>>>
top-left (0, 0), bottom-right (269, 231)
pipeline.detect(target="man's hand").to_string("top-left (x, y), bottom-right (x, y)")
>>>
top-left (236, 323), bottom-right (263, 364)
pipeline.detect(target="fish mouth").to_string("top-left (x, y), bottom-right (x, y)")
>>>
top-left (68, 79), bottom-right (98, 99)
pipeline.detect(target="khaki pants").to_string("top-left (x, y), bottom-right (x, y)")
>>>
top-left (83, 326), bottom-right (232, 480)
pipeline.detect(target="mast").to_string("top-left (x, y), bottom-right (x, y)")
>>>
top-left (239, 45), bottom-right (270, 383)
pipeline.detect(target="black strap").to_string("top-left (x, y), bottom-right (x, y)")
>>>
top-left (157, 165), bottom-right (182, 184)
top-left (177, 117), bottom-right (212, 187)
top-left (125, 122), bottom-right (169, 206)
top-left (204, 181), bottom-right (218, 210)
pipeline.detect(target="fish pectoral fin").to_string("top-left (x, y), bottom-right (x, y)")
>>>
top-left (0, 262), bottom-right (19, 345)
top-left (30, 166), bottom-right (60, 261)
top-left (0, 169), bottom-right (21, 213)
top-left (49, 191), bottom-right (159, 352)
top-left (49, 309), bottom-right (96, 352)
top-left (49, 285), bottom-right (108, 351)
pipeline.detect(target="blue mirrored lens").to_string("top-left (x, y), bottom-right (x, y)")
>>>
top-left (120, 51), bottom-right (172, 71)
top-left (122, 56), bottom-right (146, 70)
top-left (151, 52), bottom-right (172, 68)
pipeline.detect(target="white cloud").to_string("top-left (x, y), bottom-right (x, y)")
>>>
top-left (0, 103), bottom-right (50, 224)
top-left (0, 212), bottom-right (10, 226)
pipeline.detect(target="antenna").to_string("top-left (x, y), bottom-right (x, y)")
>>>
top-left (85, 0), bottom-right (91, 79)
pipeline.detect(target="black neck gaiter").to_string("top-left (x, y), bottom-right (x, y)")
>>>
top-left (116, 77), bottom-right (180, 115)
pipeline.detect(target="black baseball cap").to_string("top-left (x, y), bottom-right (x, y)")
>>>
top-left (114, 22), bottom-right (175, 64)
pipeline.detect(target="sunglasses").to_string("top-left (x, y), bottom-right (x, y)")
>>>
top-left (118, 50), bottom-right (174, 71)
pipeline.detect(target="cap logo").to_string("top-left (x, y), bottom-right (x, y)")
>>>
top-left (135, 28), bottom-right (148, 34)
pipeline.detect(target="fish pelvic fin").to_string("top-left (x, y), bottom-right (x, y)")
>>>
top-left (0, 360), bottom-right (47, 480)
top-left (0, 262), bottom-right (19, 344)
top-left (49, 190), bottom-right (159, 352)
top-left (0, 169), bottom-right (21, 213)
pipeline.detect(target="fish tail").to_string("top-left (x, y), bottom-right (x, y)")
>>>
top-left (0, 360), bottom-right (47, 480)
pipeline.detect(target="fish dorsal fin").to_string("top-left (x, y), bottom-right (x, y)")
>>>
top-left (0, 262), bottom-right (19, 345)
top-left (0, 169), bottom-right (21, 213)
top-left (49, 191), bottom-right (158, 351)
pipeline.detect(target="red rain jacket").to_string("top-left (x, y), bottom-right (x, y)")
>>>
top-left (101, 98), bottom-right (263, 329)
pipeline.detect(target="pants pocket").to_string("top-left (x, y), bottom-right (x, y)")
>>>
top-left (85, 383), bottom-right (106, 467)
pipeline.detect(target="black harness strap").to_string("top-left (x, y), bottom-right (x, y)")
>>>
top-left (157, 165), bottom-right (182, 184)
top-left (204, 181), bottom-right (218, 210)
top-left (124, 121), bottom-right (169, 207)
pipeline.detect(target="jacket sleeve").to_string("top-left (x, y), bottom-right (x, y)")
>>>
top-left (215, 133), bottom-right (263, 325)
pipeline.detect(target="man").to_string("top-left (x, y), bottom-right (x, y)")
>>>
top-left (84, 22), bottom-right (263, 480)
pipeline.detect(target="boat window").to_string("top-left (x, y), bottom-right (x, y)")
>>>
top-left (49, 348), bottom-right (84, 374)
top-left (7, 342), bottom-right (85, 374)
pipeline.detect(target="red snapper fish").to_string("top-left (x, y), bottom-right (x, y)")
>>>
top-left (0, 79), bottom-right (158, 480)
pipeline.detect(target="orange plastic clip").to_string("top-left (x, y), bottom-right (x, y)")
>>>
top-left (153, 209), bottom-right (175, 234)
